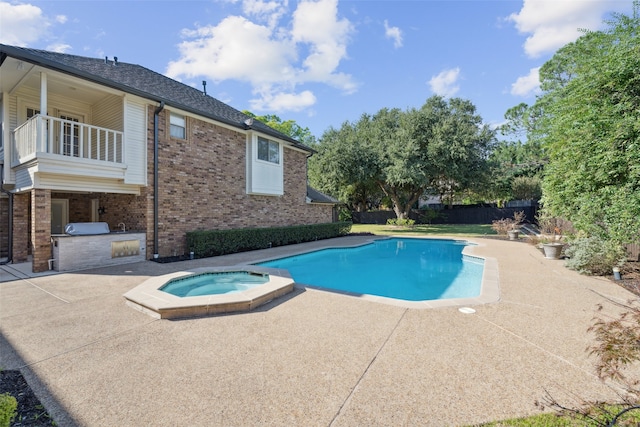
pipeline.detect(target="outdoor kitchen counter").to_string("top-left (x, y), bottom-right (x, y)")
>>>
top-left (51, 232), bottom-right (146, 271)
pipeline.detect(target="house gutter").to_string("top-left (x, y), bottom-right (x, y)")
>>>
top-left (0, 165), bottom-right (13, 264)
top-left (153, 101), bottom-right (165, 259)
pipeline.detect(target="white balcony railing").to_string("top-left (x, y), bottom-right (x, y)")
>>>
top-left (12, 115), bottom-right (124, 166)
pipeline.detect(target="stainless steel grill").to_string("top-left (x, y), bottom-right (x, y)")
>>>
top-left (64, 222), bottom-right (111, 235)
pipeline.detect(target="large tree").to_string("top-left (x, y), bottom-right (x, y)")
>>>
top-left (421, 97), bottom-right (495, 207)
top-left (242, 111), bottom-right (316, 146)
top-left (483, 103), bottom-right (547, 205)
top-left (308, 123), bottom-right (383, 213)
top-left (309, 96), bottom-right (495, 218)
top-left (533, 5), bottom-right (640, 243)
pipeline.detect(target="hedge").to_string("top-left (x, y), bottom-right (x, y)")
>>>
top-left (186, 222), bottom-right (352, 258)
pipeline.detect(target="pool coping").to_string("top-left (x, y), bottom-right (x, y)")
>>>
top-left (248, 235), bottom-right (500, 310)
top-left (122, 266), bottom-right (295, 319)
top-left (123, 236), bottom-right (499, 317)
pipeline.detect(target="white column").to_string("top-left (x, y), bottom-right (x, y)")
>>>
top-left (2, 95), bottom-right (10, 173)
top-left (39, 72), bottom-right (48, 153)
top-left (40, 72), bottom-right (47, 115)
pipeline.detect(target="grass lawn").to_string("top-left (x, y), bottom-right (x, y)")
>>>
top-left (471, 405), bottom-right (640, 426)
top-left (351, 223), bottom-right (496, 237)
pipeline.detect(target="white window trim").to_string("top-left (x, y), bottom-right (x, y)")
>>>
top-left (169, 112), bottom-right (186, 139)
top-left (246, 133), bottom-right (284, 196)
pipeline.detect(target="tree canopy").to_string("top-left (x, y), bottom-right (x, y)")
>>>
top-left (308, 96), bottom-right (495, 218)
top-left (242, 111), bottom-right (316, 146)
top-left (532, 4), bottom-right (640, 243)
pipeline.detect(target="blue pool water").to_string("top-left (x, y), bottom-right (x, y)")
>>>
top-left (160, 271), bottom-right (269, 297)
top-left (257, 238), bottom-right (483, 301)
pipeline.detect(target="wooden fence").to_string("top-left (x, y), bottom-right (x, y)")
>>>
top-left (352, 206), bottom-right (539, 226)
top-left (627, 243), bottom-right (640, 261)
top-left (352, 208), bottom-right (639, 262)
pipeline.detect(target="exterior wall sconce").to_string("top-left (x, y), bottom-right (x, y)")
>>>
top-left (98, 207), bottom-right (107, 215)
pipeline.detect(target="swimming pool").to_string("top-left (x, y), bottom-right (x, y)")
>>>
top-left (257, 238), bottom-right (484, 302)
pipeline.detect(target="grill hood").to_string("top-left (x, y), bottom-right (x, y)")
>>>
top-left (64, 222), bottom-right (111, 235)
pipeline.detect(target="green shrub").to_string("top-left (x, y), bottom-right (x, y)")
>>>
top-left (337, 207), bottom-right (352, 222)
top-left (386, 218), bottom-right (415, 227)
top-left (419, 208), bottom-right (442, 224)
top-left (564, 236), bottom-right (626, 275)
top-left (511, 176), bottom-right (542, 201)
top-left (186, 222), bottom-right (352, 258)
top-left (0, 393), bottom-right (17, 427)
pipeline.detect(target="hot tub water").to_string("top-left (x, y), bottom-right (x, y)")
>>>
top-left (160, 271), bottom-right (270, 297)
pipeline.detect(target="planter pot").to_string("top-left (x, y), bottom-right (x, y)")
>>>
top-left (613, 267), bottom-right (621, 280)
top-left (507, 230), bottom-right (520, 241)
top-left (542, 243), bottom-right (564, 259)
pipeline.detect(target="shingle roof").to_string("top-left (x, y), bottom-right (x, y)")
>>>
top-left (0, 44), bottom-right (312, 152)
top-left (306, 186), bottom-right (339, 204)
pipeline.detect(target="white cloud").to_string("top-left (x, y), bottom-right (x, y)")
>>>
top-left (167, 0), bottom-right (355, 113)
top-left (241, 0), bottom-right (288, 28)
top-left (55, 14), bottom-right (67, 24)
top-left (0, 1), bottom-right (50, 45)
top-left (250, 89), bottom-right (316, 111)
top-left (47, 43), bottom-right (72, 53)
top-left (384, 20), bottom-right (402, 48)
top-left (167, 16), bottom-right (297, 85)
top-left (510, 67), bottom-right (541, 97)
top-left (508, 0), bottom-right (626, 58)
top-left (290, 0), bottom-right (354, 88)
top-left (428, 67), bottom-right (461, 98)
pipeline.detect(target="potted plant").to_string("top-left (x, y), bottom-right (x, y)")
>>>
top-left (533, 216), bottom-right (569, 259)
top-left (492, 211), bottom-right (526, 241)
top-left (507, 211), bottom-right (525, 240)
top-left (542, 240), bottom-right (565, 259)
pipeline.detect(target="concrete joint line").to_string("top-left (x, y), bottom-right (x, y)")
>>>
top-left (477, 315), bottom-right (598, 381)
top-left (329, 308), bottom-right (409, 426)
top-left (19, 319), bottom-right (159, 369)
top-left (20, 278), bottom-right (71, 304)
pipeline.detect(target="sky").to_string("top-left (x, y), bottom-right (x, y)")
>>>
top-left (0, 0), bottom-right (634, 139)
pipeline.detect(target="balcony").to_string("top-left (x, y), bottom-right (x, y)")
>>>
top-left (12, 115), bottom-right (124, 168)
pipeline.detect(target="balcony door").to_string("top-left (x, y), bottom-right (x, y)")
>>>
top-left (59, 113), bottom-right (82, 157)
top-left (51, 199), bottom-right (69, 235)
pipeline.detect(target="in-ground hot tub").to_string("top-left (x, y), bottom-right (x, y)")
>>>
top-left (160, 271), bottom-right (271, 297)
top-left (123, 266), bottom-right (294, 319)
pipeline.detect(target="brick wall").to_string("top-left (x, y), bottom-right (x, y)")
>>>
top-left (0, 196), bottom-right (8, 259)
top-left (12, 192), bottom-right (29, 262)
top-left (88, 193), bottom-right (148, 233)
top-left (146, 107), bottom-right (333, 257)
top-left (31, 189), bottom-right (51, 272)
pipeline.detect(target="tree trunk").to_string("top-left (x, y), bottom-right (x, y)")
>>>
top-left (378, 182), bottom-right (424, 220)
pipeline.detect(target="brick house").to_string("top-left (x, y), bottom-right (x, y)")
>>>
top-left (0, 44), bottom-right (337, 272)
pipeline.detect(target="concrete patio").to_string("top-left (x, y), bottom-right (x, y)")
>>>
top-left (1, 235), bottom-right (637, 426)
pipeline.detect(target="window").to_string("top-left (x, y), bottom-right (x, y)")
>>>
top-left (257, 137), bottom-right (279, 164)
top-left (27, 108), bottom-right (41, 119)
top-left (170, 113), bottom-right (186, 139)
